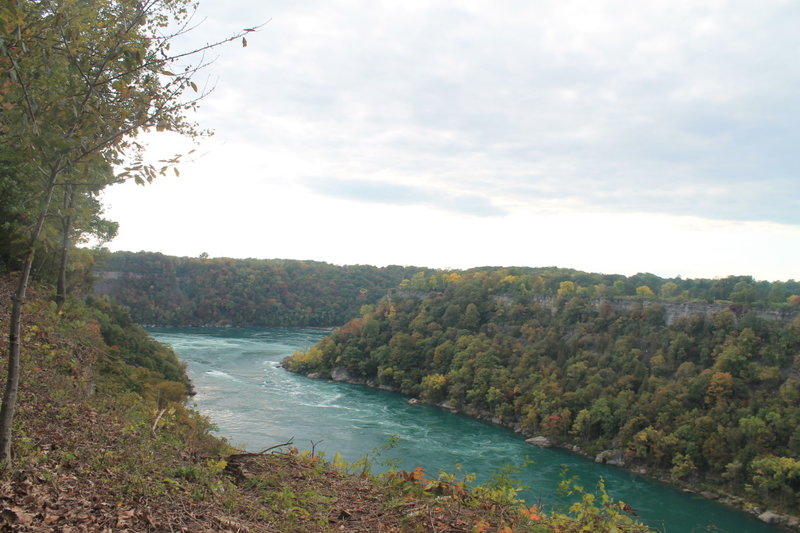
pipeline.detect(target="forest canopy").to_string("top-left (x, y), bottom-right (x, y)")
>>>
top-left (284, 268), bottom-right (800, 513)
top-left (93, 251), bottom-right (436, 327)
top-left (95, 252), bottom-right (800, 328)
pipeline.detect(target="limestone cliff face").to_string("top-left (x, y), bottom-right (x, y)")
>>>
top-left (525, 295), bottom-right (799, 325)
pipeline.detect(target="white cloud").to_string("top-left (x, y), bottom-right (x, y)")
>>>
top-left (102, 0), bottom-right (800, 281)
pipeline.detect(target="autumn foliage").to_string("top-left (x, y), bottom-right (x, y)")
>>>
top-left (286, 268), bottom-right (800, 514)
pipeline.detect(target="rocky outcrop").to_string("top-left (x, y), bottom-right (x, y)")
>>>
top-left (594, 449), bottom-right (627, 467)
top-left (329, 367), bottom-right (372, 387)
top-left (758, 511), bottom-right (782, 525)
top-left (529, 295), bottom-right (799, 326)
top-left (751, 509), bottom-right (800, 528)
top-left (330, 367), bottom-right (352, 382)
top-left (525, 436), bottom-right (555, 448)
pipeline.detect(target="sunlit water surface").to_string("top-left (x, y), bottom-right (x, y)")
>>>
top-left (151, 327), bottom-right (782, 533)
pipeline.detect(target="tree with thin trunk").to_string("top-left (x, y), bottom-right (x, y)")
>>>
top-left (0, 0), bottom-right (259, 465)
top-left (54, 163), bottom-right (119, 311)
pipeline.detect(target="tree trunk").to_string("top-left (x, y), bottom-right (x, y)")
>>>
top-left (55, 186), bottom-right (75, 312)
top-left (0, 167), bottom-right (59, 465)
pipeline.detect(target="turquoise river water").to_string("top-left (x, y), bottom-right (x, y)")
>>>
top-left (149, 327), bottom-right (784, 533)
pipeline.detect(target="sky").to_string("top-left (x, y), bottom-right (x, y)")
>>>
top-left (101, 0), bottom-right (800, 281)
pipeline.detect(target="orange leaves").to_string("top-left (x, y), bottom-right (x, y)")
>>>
top-left (471, 521), bottom-right (516, 533)
top-left (398, 466), bottom-right (426, 484)
top-left (392, 467), bottom-right (471, 502)
top-left (520, 505), bottom-right (542, 521)
top-left (472, 519), bottom-right (490, 532)
top-left (448, 480), bottom-right (468, 499)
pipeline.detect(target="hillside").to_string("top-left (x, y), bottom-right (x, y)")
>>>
top-left (284, 268), bottom-right (800, 522)
top-left (0, 275), bottom-right (656, 532)
top-left (94, 252), bottom-right (800, 330)
top-left (94, 251), bottom-right (435, 327)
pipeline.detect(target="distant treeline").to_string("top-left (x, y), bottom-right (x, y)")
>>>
top-left (94, 251), bottom-right (435, 327)
top-left (285, 268), bottom-right (800, 513)
top-left (96, 252), bottom-right (800, 328)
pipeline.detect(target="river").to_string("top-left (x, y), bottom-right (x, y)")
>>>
top-left (150, 327), bottom-right (783, 533)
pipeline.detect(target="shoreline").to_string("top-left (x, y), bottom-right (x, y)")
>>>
top-left (293, 364), bottom-right (800, 532)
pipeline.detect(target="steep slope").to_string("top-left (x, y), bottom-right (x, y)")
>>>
top-left (94, 251), bottom-right (434, 327)
top-left (285, 269), bottom-right (800, 519)
top-left (0, 276), bottom-right (654, 532)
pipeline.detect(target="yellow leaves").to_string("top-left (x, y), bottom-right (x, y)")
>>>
top-left (557, 280), bottom-right (577, 296)
top-left (705, 371), bottom-right (734, 407)
top-left (332, 452), bottom-right (348, 470)
top-left (445, 272), bottom-right (463, 283)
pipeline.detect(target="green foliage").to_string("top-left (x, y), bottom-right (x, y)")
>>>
top-left (751, 456), bottom-right (800, 505)
top-left (2, 274), bottom-right (656, 531)
top-left (552, 476), bottom-right (652, 532)
top-left (94, 251), bottom-right (435, 327)
top-left (0, 0), bottom-right (256, 463)
top-left (97, 257), bottom-right (800, 331)
top-left (0, 0), bottom-right (229, 284)
top-left (285, 268), bottom-right (800, 513)
top-left (472, 459), bottom-right (532, 505)
top-left (378, 459), bottom-right (654, 532)
top-left (85, 295), bottom-right (191, 392)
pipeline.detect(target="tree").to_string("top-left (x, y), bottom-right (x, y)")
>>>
top-left (557, 280), bottom-right (577, 296)
top-left (461, 302), bottom-right (480, 330)
top-left (705, 371), bottom-right (733, 408)
top-left (660, 281), bottom-right (680, 299)
top-left (54, 161), bottom-right (119, 310)
top-left (751, 456), bottom-right (800, 505)
top-left (635, 285), bottom-right (654, 298)
top-left (730, 281), bottom-right (756, 305)
top-left (0, 0), bottom-right (257, 464)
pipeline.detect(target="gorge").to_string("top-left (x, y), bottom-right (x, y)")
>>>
top-left (152, 326), bottom-right (787, 533)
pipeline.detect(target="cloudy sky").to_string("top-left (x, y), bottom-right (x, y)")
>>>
top-left (101, 0), bottom-right (800, 281)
